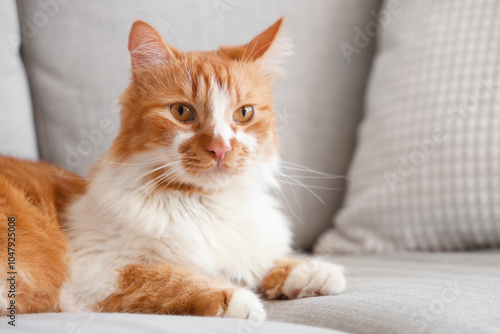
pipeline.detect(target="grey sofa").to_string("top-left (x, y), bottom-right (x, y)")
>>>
top-left (1, 1), bottom-right (499, 333)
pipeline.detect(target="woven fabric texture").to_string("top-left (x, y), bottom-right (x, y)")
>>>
top-left (266, 252), bottom-right (500, 334)
top-left (316, 0), bottom-right (500, 254)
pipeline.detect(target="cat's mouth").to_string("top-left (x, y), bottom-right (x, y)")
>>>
top-left (183, 159), bottom-right (238, 176)
top-left (202, 164), bottom-right (232, 176)
top-left (172, 164), bottom-right (235, 193)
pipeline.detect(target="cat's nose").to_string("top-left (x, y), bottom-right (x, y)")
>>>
top-left (206, 145), bottom-right (232, 164)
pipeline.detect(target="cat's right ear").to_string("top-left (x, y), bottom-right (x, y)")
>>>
top-left (128, 20), bottom-right (175, 71)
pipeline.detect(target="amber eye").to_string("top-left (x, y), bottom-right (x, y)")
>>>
top-left (233, 105), bottom-right (255, 124)
top-left (170, 103), bottom-right (194, 122)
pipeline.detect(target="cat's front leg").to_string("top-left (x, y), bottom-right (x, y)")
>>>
top-left (261, 256), bottom-right (346, 300)
top-left (96, 263), bottom-right (265, 320)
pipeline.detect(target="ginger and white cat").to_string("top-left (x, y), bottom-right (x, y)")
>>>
top-left (0, 18), bottom-right (345, 320)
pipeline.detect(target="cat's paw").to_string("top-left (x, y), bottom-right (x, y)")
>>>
top-left (224, 288), bottom-right (266, 321)
top-left (281, 260), bottom-right (346, 299)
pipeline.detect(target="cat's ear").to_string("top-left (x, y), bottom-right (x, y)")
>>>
top-left (220, 17), bottom-right (291, 74)
top-left (128, 20), bottom-right (175, 70)
top-left (245, 17), bottom-right (285, 61)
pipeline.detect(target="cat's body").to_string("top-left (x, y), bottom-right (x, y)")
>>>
top-left (67, 153), bottom-right (291, 308)
top-left (0, 156), bottom-right (85, 314)
top-left (1, 18), bottom-right (345, 320)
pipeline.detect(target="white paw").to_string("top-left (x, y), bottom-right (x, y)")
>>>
top-left (224, 288), bottom-right (266, 321)
top-left (282, 260), bottom-right (346, 299)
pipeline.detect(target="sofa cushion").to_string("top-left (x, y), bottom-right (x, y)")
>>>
top-left (266, 252), bottom-right (500, 333)
top-left (316, 0), bottom-right (500, 253)
top-left (0, 312), bottom-right (346, 334)
top-left (17, 0), bottom-right (381, 250)
top-left (0, 0), bottom-right (38, 159)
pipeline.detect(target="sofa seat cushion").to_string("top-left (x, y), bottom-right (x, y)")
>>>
top-left (0, 312), bottom-right (346, 334)
top-left (266, 252), bottom-right (500, 334)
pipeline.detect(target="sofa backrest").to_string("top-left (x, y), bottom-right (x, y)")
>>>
top-left (0, 0), bottom-right (38, 159)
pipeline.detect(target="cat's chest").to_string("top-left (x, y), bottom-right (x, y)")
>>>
top-left (130, 190), bottom-right (291, 287)
top-left (69, 184), bottom-right (292, 288)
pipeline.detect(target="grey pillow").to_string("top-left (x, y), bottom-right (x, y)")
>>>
top-left (0, 0), bottom-right (38, 159)
top-left (316, 0), bottom-right (500, 254)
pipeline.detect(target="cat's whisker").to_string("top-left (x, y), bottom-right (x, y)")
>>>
top-left (150, 174), bottom-right (178, 192)
top-left (244, 153), bottom-right (344, 203)
top-left (133, 163), bottom-right (184, 191)
top-left (272, 179), bottom-right (301, 221)
top-left (153, 172), bottom-right (175, 193)
top-left (266, 166), bottom-right (302, 212)
top-left (139, 170), bottom-right (171, 191)
top-left (273, 185), bottom-right (300, 220)
top-left (31, 155), bottom-right (179, 182)
top-left (281, 165), bottom-right (343, 177)
top-left (154, 165), bottom-right (188, 193)
top-left (66, 162), bottom-right (185, 231)
top-left (245, 153), bottom-right (350, 180)
top-left (273, 169), bottom-right (325, 204)
top-left (275, 178), bottom-right (344, 191)
top-left (174, 172), bottom-right (186, 192)
top-left (277, 174), bottom-right (344, 180)
top-left (241, 164), bottom-right (301, 220)
top-left (83, 154), bottom-right (174, 167)
top-left (153, 166), bottom-right (185, 190)
top-left (95, 161), bottom-right (179, 200)
top-left (104, 160), bottom-right (179, 186)
top-left (161, 172), bottom-right (179, 192)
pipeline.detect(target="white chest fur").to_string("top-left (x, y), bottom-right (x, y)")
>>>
top-left (65, 162), bottom-right (292, 307)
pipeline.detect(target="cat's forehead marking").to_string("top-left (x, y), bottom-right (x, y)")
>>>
top-left (209, 76), bottom-right (234, 146)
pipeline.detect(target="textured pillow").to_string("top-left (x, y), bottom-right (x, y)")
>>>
top-left (17, 0), bottom-right (381, 249)
top-left (0, 0), bottom-right (38, 159)
top-left (315, 0), bottom-right (500, 254)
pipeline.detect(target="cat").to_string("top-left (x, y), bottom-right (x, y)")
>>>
top-left (0, 18), bottom-right (345, 320)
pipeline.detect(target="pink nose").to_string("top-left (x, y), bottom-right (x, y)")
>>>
top-left (206, 145), bottom-right (232, 164)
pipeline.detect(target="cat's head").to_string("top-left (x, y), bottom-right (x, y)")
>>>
top-left (111, 18), bottom-right (288, 193)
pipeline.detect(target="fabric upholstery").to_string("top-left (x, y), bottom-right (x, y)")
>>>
top-left (17, 0), bottom-right (381, 249)
top-left (0, 0), bottom-right (38, 159)
top-left (0, 312), bottom-right (345, 334)
top-left (316, 0), bottom-right (500, 253)
top-left (266, 252), bottom-right (500, 334)
top-left (1, 253), bottom-right (499, 333)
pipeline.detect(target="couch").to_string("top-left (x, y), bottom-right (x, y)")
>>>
top-left (1, 1), bottom-right (499, 333)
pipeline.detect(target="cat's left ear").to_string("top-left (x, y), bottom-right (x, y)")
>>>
top-left (245, 17), bottom-right (285, 61)
top-left (221, 17), bottom-right (291, 73)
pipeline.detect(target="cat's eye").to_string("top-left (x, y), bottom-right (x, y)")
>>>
top-left (170, 103), bottom-right (194, 122)
top-left (233, 105), bottom-right (255, 124)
